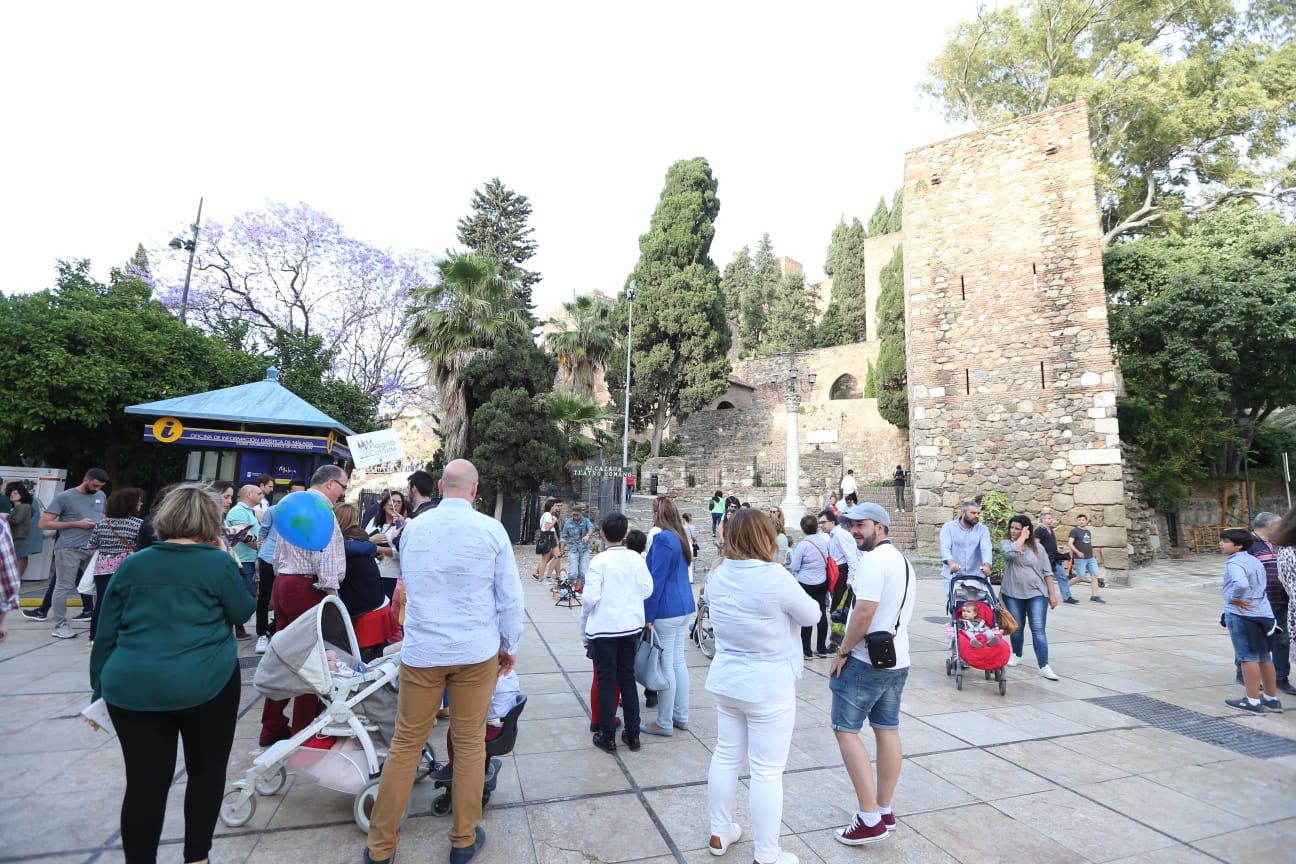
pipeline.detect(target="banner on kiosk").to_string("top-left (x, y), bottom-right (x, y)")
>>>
top-left (346, 428), bottom-right (406, 469)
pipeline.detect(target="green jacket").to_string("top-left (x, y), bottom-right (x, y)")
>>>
top-left (90, 542), bottom-right (256, 710)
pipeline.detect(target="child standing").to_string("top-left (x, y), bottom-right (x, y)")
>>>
top-left (1219, 528), bottom-right (1282, 714)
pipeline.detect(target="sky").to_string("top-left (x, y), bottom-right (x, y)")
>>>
top-left (1, 1), bottom-right (976, 316)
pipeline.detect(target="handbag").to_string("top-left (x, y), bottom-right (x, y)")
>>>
top-left (996, 605), bottom-right (1019, 635)
top-left (535, 533), bottom-right (553, 555)
top-left (863, 557), bottom-right (911, 669)
top-left (77, 552), bottom-right (100, 594)
top-left (634, 627), bottom-right (669, 691)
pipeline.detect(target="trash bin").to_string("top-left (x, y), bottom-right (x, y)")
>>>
top-left (649, 474), bottom-right (658, 495)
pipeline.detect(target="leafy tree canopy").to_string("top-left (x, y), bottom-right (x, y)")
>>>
top-left (762, 271), bottom-right (819, 355)
top-left (922, 0), bottom-right (1296, 245)
top-left (470, 388), bottom-right (564, 501)
top-left (721, 246), bottom-right (753, 320)
top-left (875, 244), bottom-right (908, 428)
top-left (456, 177), bottom-right (541, 308)
top-left (1105, 206), bottom-right (1296, 505)
top-left (817, 217), bottom-right (868, 346)
top-left (607, 158), bottom-right (732, 456)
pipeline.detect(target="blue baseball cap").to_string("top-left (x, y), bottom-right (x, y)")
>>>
top-left (841, 502), bottom-right (891, 527)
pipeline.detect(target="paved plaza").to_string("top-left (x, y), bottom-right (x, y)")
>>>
top-left (3, 528), bottom-right (1295, 864)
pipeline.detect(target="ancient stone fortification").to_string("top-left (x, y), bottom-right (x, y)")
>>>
top-left (902, 102), bottom-right (1131, 569)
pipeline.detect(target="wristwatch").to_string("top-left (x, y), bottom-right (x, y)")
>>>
top-left (837, 647), bottom-right (851, 658)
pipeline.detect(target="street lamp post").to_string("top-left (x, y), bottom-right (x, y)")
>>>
top-left (169, 196), bottom-right (203, 325)
top-left (620, 279), bottom-right (637, 512)
top-left (770, 351), bottom-right (816, 525)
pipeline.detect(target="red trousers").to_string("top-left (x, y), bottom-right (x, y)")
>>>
top-left (589, 664), bottom-right (621, 725)
top-left (260, 576), bottom-right (327, 741)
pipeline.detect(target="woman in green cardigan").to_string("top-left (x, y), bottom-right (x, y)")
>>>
top-left (90, 484), bottom-right (256, 864)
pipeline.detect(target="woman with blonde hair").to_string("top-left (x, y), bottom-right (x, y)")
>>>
top-left (89, 483), bottom-right (255, 864)
top-left (703, 509), bottom-right (821, 864)
top-left (641, 495), bottom-right (696, 736)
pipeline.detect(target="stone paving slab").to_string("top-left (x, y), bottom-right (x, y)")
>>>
top-left (3, 532), bottom-right (1295, 864)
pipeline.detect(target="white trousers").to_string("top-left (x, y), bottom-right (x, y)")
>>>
top-left (707, 683), bottom-right (797, 864)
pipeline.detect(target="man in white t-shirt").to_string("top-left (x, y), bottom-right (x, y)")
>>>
top-left (840, 469), bottom-right (858, 505)
top-left (826, 502), bottom-right (915, 847)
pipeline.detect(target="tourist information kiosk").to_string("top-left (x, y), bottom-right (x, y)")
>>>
top-left (125, 368), bottom-right (354, 487)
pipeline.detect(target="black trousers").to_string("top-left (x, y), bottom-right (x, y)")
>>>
top-left (591, 635), bottom-right (640, 740)
top-left (799, 581), bottom-right (830, 655)
top-left (256, 559), bottom-right (276, 637)
top-left (830, 562), bottom-right (851, 611)
top-left (107, 665), bottom-right (241, 864)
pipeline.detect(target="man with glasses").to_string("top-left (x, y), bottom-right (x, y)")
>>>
top-left (259, 464), bottom-right (347, 746)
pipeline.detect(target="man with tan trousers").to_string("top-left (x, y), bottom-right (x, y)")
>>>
top-left (363, 459), bottom-right (525, 864)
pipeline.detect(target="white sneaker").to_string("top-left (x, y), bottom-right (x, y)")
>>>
top-left (1006, 654), bottom-right (1020, 667)
top-left (255, 635), bottom-right (269, 654)
top-left (1039, 664), bottom-right (1059, 681)
top-left (708, 822), bottom-right (741, 856)
top-left (51, 623), bottom-right (77, 639)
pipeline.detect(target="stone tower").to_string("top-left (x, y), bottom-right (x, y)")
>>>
top-left (902, 102), bottom-right (1130, 570)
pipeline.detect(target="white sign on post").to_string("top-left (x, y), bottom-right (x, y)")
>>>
top-left (346, 428), bottom-right (406, 470)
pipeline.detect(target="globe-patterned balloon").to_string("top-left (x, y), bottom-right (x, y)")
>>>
top-left (274, 491), bottom-right (335, 551)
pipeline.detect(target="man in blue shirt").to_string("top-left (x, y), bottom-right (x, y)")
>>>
top-left (364, 459), bottom-right (524, 864)
top-left (939, 501), bottom-right (992, 596)
top-left (560, 503), bottom-right (596, 590)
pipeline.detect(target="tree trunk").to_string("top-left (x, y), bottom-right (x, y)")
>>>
top-left (651, 402), bottom-right (666, 457)
top-left (493, 488), bottom-right (504, 521)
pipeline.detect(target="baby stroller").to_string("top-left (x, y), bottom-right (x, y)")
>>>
top-left (945, 574), bottom-right (1010, 695)
top-left (689, 589), bottom-right (715, 658)
top-left (220, 596), bottom-right (436, 832)
top-left (428, 694), bottom-right (527, 816)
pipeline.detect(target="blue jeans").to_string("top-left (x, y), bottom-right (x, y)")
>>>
top-left (1053, 563), bottom-right (1073, 600)
top-left (653, 615), bottom-right (691, 728)
top-left (1003, 593), bottom-right (1049, 667)
top-left (828, 657), bottom-right (909, 731)
top-left (238, 561), bottom-right (257, 598)
top-left (569, 548), bottom-right (591, 585)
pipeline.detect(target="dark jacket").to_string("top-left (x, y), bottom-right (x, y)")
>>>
top-left (339, 538), bottom-right (385, 617)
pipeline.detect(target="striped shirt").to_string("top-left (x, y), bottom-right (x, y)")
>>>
top-left (272, 490), bottom-right (346, 590)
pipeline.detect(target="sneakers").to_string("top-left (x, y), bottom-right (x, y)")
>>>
top-left (448, 827), bottom-right (485, 864)
top-left (362, 849), bottom-right (393, 864)
top-left (708, 822), bottom-right (741, 856)
top-left (1063, 597), bottom-right (1080, 605)
top-left (1262, 697), bottom-right (1284, 714)
top-left (51, 623), bottom-right (77, 639)
top-left (1039, 665), bottom-right (1059, 681)
top-left (880, 811), bottom-right (897, 832)
top-left (21, 608), bottom-right (47, 621)
top-left (1006, 654), bottom-right (1020, 667)
top-left (1277, 679), bottom-right (1296, 696)
top-left (1224, 697), bottom-right (1266, 715)
top-left (591, 732), bottom-right (617, 753)
top-left (73, 610), bottom-right (93, 621)
top-left (834, 813), bottom-right (889, 846)
top-left (255, 635), bottom-right (269, 654)
top-left (620, 731), bottom-right (641, 752)
top-left (1090, 596), bottom-right (1106, 604)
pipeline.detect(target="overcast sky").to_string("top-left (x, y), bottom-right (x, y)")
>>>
top-left (2, 1), bottom-right (975, 314)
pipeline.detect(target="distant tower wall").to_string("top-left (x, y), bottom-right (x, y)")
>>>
top-left (901, 102), bottom-right (1130, 569)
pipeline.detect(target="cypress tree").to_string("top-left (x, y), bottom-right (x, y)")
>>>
top-left (456, 178), bottom-right (541, 308)
top-left (816, 218), bottom-right (868, 346)
top-left (721, 246), bottom-right (754, 321)
top-left (763, 271), bottom-right (818, 355)
top-left (866, 196), bottom-right (891, 237)
top-left (875, 244), bottom-right (907, 427)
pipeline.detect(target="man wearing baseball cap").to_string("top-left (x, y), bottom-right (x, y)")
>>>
top-left (827, 502), bottom-right (916, 847)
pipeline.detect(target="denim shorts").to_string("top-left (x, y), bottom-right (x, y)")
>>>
top-left (828, 656), bottom-right (909, 732)
top-left (1226, 612), bottom-right (1274, 663)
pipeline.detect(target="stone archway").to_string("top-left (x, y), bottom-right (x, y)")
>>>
top-left (829, 374), bottom-right (862, 400)
top-left (716, 401), bottom-right (735, 409)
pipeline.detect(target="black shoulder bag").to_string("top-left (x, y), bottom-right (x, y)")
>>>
top-left (863, 553), bottom-right (911, 670)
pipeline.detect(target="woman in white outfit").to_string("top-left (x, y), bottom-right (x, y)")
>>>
top-left (704, 509), bottom-right (822, 864)
top-left (363, 491), bottom-right (407, 600)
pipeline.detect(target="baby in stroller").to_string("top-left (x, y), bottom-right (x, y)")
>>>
top-left (428, 669), bottom-right (527, 816)
top-left (957, 601), bottom-right (1002, 647)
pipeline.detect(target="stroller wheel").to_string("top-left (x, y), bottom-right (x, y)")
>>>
top-left (999, 678), bottom-right (1007, 696)
top-left (482, 790), bottom-right (492, 807)
top-left (955, 672), bottom-right (963, 691)
top-left (945, 658), bottom-right (952, 676)
top-left (220, 784), bottom-right (256, 828)
top-left (431, 791), bottom-right (452, 816)
top-left (254, 765), bottom-right (287, 797)
top-left (985, 670), bottom-right (991, 680)
top-left (354, 777), bottom-right (407, 833)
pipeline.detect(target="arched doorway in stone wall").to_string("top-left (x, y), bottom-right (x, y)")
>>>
top-left (829, 374), bottom-right (862, 400)
top-left (716, 401), bottom-right (735, 409)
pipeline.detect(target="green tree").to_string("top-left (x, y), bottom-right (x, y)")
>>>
top-left (461, 324), bottom-right (558, 443)
top-left (884, 188), bottom-right (904, 234)
top-left (0, 259), bottom-right (265, 486)
top-left (406, 252), bottom-right (530, 462)
top-left (762, 271), bottom-right (818, 354)
top-left (270, 329), bottom-right (381, 434)
top-left (863, 360), bottom-right (878, 398)
top-left (549, 390), bottom-right (616, 490)
top-left (922, 0), bottom-right (1296, 246)
top-left (741, 234), bottom-right (779, 350)
top-left (721, 246), bottom-right (754, 320)
top-left (874, 245), bottom-right (908, 427)
top-left (817, 218), bottom-right (868, 346)
top-left (866, 196), bottom-right (890, 237)
top-left (1105, 206), bottom-right (1296, 505)
top-left (606, 158), bottom-right (732, 456)
top-left (470, 388), bottom-right (564, 517)
top-left (545, 294), bottom-right (616, 401)
top-left (456, 177), bottom-right (542, 308)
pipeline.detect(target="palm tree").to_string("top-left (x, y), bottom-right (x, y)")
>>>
top-left (546, 294), bottom-right (616, 401)
top-left (550, 390), bottom-right (615, 490)
top-left (406, 252), bottom-right (529, 461)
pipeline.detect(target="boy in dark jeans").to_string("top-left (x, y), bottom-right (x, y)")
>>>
top-left (1219, 528), bottom-right (1282, 714)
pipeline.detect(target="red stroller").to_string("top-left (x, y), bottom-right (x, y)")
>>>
top-left (945, 575), bottom-right (1009, 694)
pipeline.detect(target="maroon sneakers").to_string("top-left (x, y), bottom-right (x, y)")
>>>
top-left (834, 813), bottom-right (890, 845)
top-left (880, 811), bottom-right (897, 831)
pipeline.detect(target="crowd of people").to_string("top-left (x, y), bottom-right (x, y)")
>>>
top-left (4, 460), bottom-right (1296, 864)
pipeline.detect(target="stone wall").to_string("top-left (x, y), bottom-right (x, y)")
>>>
top-left (902, 102), bottom-right (1131, 570)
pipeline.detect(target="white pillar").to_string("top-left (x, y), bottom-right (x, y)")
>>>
top-left (781, 391), bottom-right (805, 525)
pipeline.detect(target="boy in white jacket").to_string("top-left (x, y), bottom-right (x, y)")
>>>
top-left (580, 512), bottom-right (654, 753)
